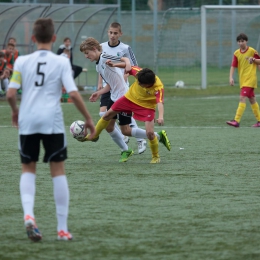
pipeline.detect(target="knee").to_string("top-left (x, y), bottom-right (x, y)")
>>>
top-left (106, 125), bottom-right (114, 133)
top-left (146, 131), bottom-right (155, 140)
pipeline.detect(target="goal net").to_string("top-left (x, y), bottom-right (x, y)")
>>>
top-left (156, 6), bottom-right (260, 89)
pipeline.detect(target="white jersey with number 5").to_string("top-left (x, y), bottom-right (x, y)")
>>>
top-left (8, 50), bottom-right (77, 135)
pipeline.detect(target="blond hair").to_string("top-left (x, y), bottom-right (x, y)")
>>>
top-left (80, 37), bottom-right (102, 53)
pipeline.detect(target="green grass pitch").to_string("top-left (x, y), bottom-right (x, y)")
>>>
top-left (0, 89), bottom-right (260, 260)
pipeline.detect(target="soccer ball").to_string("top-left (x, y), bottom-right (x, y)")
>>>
top-left (69, 120), bottom-right (85, 139)
top-left (175, 80), bottom-right (185, 88)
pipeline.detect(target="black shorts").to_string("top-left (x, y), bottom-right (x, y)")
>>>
top-left (100, 91), bottom-right (111, 107)
top-left (19, 133), bottom-right (67, 164)
top-left (107, 99), bottom-right (132, 125)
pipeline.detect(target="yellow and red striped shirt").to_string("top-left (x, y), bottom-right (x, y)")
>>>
top-left (125, 66), bottom-right (164, 109)
top-left (231, 46), bottom-right (260, 88)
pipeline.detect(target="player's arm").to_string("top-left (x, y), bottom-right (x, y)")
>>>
top-left (98, 74), bottom-right (103, 90)
top-left (105, 56), bottom-right (131, 72)
top-left (6, 69), bottom-right (21, 127)
top-left (69, 90), bottom-right (96, 139)
top-left (89, 84), bottom-right (111, 102)
top-left (229, 55), bottom-right (237, 86)
top-left (155, 88), bottom-right (164, 126)
top-left (62, 59), bottom-right (95, 138)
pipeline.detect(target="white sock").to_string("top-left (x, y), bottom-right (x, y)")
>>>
top-left (3, 78), bottom-right (9, 91)
top-left (20, 172), bottom-right (36, 219)
top-left (109, 128), bottom-right (128, 151)
top-left (131, 128), bottom-right (160, 140)
top-left (130, 118), bottom-right (143, 142)
top-left (99, 111), bottom-right (106, 117)
top-left (53, 175), bottom-right (69, 232)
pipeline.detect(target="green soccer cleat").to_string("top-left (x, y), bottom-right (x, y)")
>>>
top-left (150, 156), bottom-right (161, 164)
top-left (158, 130), bottom-right (171, 151)
top-left (119, 149), bottom-right (134, 162)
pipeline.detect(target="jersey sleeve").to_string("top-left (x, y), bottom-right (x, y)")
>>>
top-left (129, 66), bottom-right (142, 77)
top-left (9, 57), bottom-right (22, 89)
top-left (123, 46), bottom-right (138, 66)
top-left (254, 52), bottom-right (260, 59)
top-left (231, 55), bottom-right (238, 67)
top-left (61, 58), bottom-right (78, 93)
top-left (155, 88), bottom-right (164, 103)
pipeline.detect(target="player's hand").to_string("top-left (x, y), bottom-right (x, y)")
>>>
top-left (156, 118), bottom-right (164, 126)
top-left (89, 92), bottom-right (99, 102)
top-left (229, 78), bottom-right (234, 86)
top-left (106, 60), bottom-right (114, 67)
top-left (84, 120), bottom-right (96, 141)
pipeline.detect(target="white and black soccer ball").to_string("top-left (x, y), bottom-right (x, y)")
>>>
top-left (175, 80), bottom-right (185, 88)
top-left (70, 120), bottom-right (85, 139)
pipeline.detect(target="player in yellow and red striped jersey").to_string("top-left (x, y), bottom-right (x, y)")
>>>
top-left (226, 33), bottom-right (260, 128)
top-left (0, 51), bottom-right (9, 96)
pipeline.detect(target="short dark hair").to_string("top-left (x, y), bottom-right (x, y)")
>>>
top-left (237, 33), bottom-right (248, 42)
top-left (64, 37), bottom-right (71, 42)
top-left (8, 37), bottom-right (16, 42)
top-left (0, 51), bottom-right (4, 58)
top-left (137, 68), bottom-right (156, 86)
top-left (33, 18), bottom-right (54, 43)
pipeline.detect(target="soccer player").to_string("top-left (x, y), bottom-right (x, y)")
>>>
top-left (226, 33), bottom-right (260, 127)
top-left (57, 37), bottom-right (83, 79)
top-left (80, 40), bottom-right (171, 163)
top-left (8, 37), bottom-right (20, 61)
top-left (6, 18), bottom-right (96, 242)
top-left (98, 22), bottom-right (147, 154)
top-left (1, 42), bottom-right (15, 72)
top-left (0, 51), bottom-right (9, 96)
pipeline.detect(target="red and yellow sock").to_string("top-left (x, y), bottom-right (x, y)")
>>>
top-left (234, 102), bottom-right (246, 123)
top-left (251, 102), bottom-right (260, 122)
top-left (94, 117), bottom-right (110, 138)
top-left (149, 136), bottom-right (159, 158)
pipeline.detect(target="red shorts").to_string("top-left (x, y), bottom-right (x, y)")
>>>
top-left (240, 87), bottom-right (255, 98)
top-left (111, 96), bottom-right (155, 122)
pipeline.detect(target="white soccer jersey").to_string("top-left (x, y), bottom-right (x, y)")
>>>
top-left (96, 53), bottom-right (128, 102)
top-left (100, 41), bottom-right (138, 87)
top-left (9, 50), bottom-right (78, 135)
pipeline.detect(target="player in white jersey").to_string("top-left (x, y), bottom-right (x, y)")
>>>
top-left (98, 22), bottom-right (147, 154)
top-left (6, 18), bottom-right (95, 242)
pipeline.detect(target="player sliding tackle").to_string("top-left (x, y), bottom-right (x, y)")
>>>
top-left (79, 37), bottom-right (171, 164)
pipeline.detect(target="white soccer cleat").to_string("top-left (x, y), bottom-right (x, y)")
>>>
top-left (57, 230), bottom-right (73, 241)
top-left (137, 139), bottom-right (147, 154)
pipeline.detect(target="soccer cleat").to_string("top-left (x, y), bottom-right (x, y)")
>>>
top-left (123, 136), bottom-right (130, 144)
top-left (226, 120), bottom-right (239, 127)
top-left (0, 90), bottom-right (5, 97)
top-left (150, 156), bottom-right (161, 164)
top-left (24, 215), bottom-right (42, 242)
top-left (77, 135), bottom-right (99, 142)
top-left (137, 140), bottom-right (147, 154)
top-left (158, 130), bottom-right (171, 151)
top-left (252, 121), bottom-right (260, 127)
top-left (57, 230), bottom-right (73, 241)
top-left (119, 149), bottom-right (134, 162)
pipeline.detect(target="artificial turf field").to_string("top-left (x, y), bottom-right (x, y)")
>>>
top-left (0, 91), bottom-right (260, 260)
